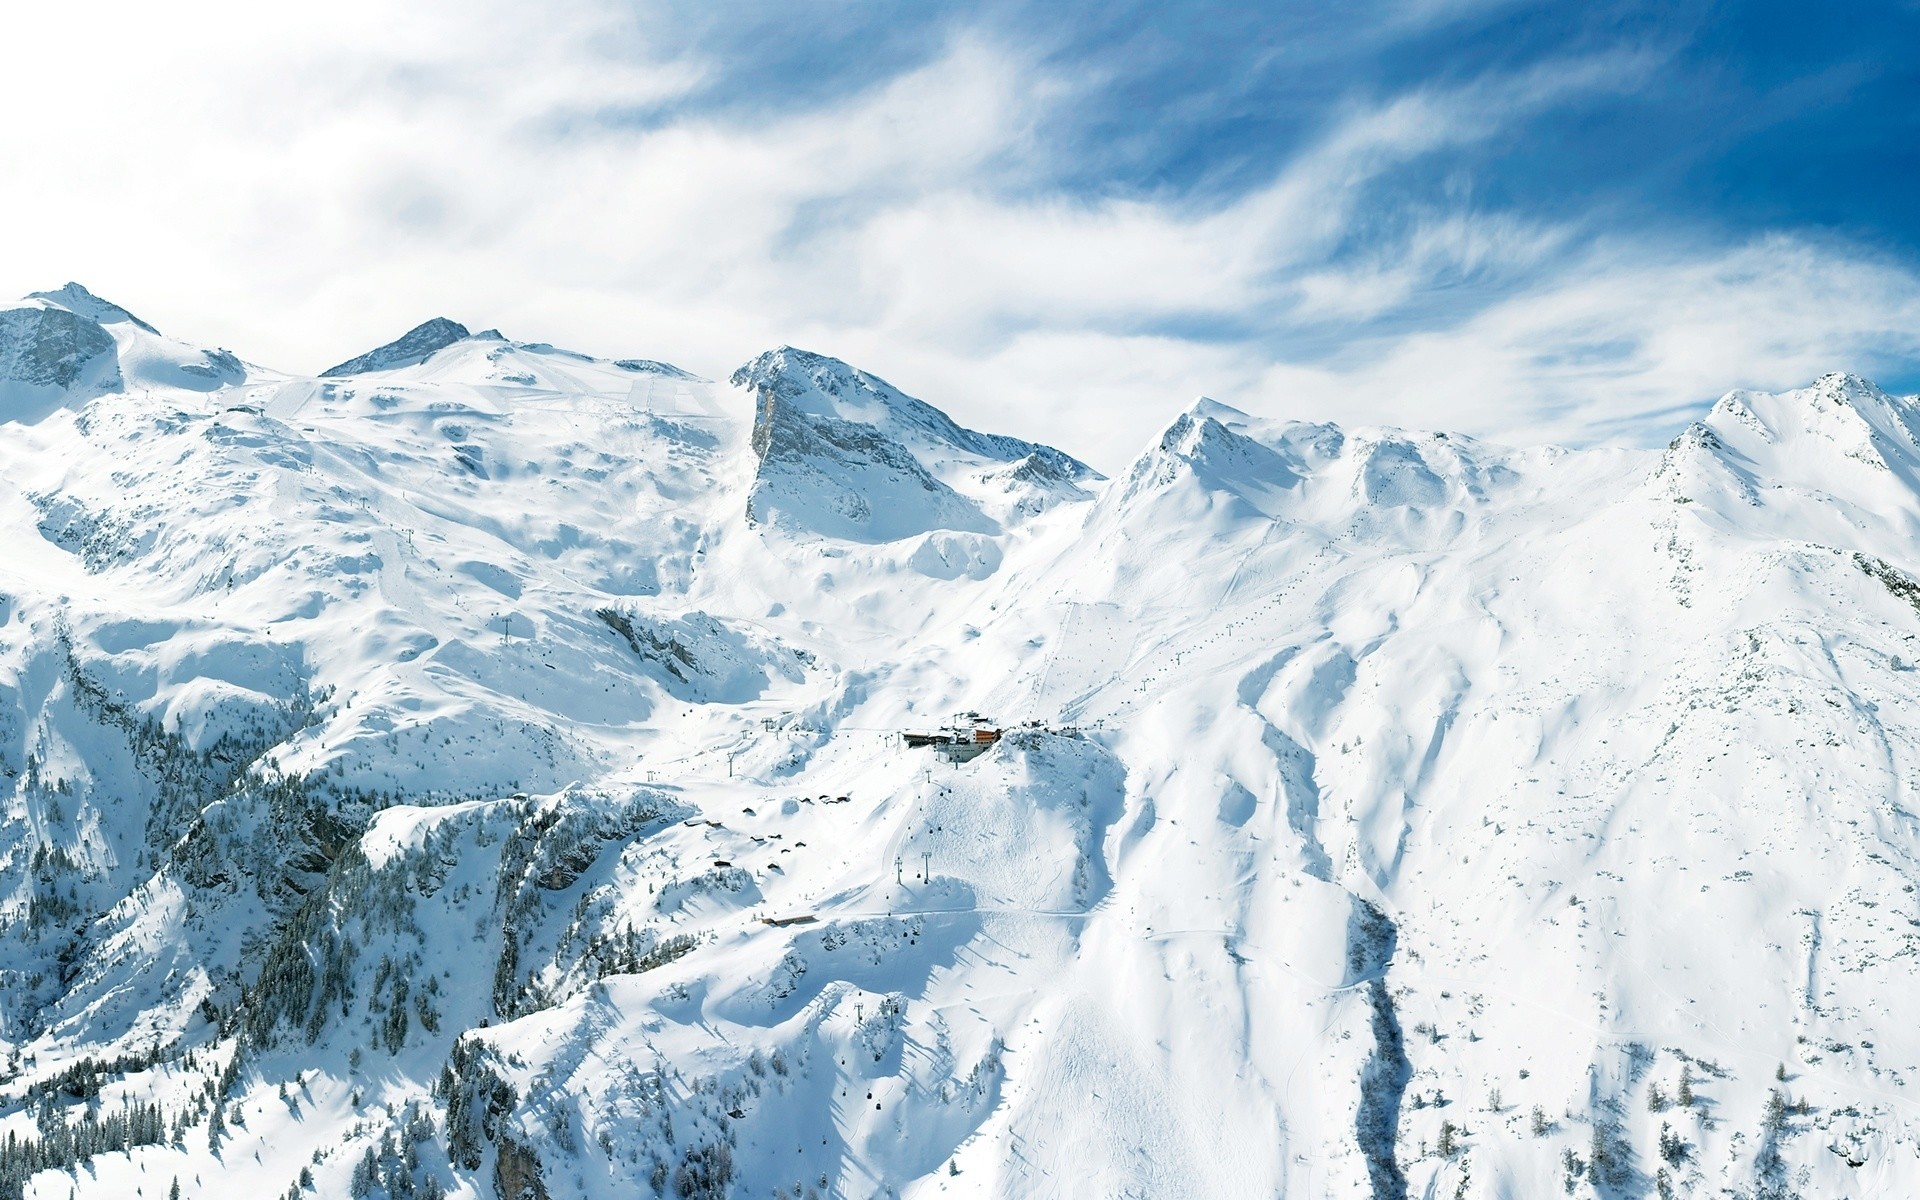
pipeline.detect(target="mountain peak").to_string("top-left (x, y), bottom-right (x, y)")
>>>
top-left (1661, 371), bottom-right (1920, 511)
top-left (28, 282), bottom-right (159, 334)
top-left (1184, 395), bottom-right (1252, 423)
top-left (1810, 370), bottom-right (1883, 396)
top-left (731, 346), bottom-right (873, 415)
top-left (320, 316), bottom-right (471, 377)
top-left (1703, 372), bottom-right (1916, 446)
top-left (732, 346), bottom-right (1098, 542)
top-left (733, 345), bottom-right (1096, 481)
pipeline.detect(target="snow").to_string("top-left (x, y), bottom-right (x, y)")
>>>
top-left (0, 284), bottom-right (1918, 1198)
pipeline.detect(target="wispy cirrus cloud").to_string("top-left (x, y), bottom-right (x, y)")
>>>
top-left (1253, 235), bottom-right (1920, 440)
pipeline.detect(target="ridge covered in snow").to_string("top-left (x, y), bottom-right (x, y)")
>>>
top-left (322, 318), bottom-right (476, 378)
top-left (1, 285), bottom-right (1919, 1199)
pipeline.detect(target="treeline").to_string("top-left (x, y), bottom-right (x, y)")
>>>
top-left (0, 1034), bottom-right (252, 1197)
top-left (0, 1098), bottom-right (175, 1200)
top-left (349, 1106), bottom-right (446, 1200)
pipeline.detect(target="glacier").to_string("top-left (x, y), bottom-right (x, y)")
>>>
top-left (0, 283), bottom-right (1917, 1198)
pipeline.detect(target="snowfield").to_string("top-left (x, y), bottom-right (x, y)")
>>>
top-left (2, 284), bottom-right (1919, 1199)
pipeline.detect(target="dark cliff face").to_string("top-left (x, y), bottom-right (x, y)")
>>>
top-left (0, 304), bottom-right (117, 389)
top-left (749, 383), bottom-right (781, 461)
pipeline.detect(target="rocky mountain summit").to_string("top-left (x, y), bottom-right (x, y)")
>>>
top-left (321, 318), bottom-right (477, 378)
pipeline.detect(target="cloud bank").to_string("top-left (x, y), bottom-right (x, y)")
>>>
top-left (4, 0), bottom-right (1918, 469)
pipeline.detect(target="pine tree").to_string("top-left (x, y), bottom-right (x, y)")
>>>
top-left (1659, 1122), bottom-right (1688, 1166)
top-left (1764, 1088), bottom-right (1789, 1137)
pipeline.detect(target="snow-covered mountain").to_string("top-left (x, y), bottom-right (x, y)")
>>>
top-left (1, 283), bottom-right (1917, 1199)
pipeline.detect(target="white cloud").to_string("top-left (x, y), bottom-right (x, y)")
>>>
top-left (1250, 235), bottom-right (1920, 446)
top-left (2, 3), bottom-right (1917, 473)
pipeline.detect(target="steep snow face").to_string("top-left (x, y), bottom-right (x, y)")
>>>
top-left (733, 347), bottom-right (1095, 543)
top-left (5, 290), bottom-right (1920, 1200)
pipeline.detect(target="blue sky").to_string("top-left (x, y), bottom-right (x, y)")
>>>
top-left (635, 1), bottom-right (1919, 239)
top-left (4, 0), bottom-right (1918, 467)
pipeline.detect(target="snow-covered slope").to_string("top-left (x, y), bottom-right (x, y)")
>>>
top-left (0, 287), bottom-right (1917, 1200)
